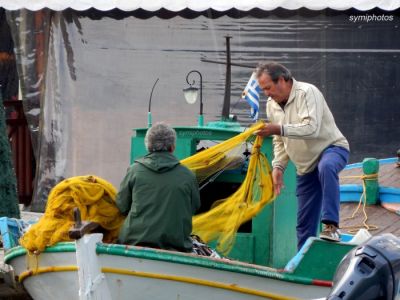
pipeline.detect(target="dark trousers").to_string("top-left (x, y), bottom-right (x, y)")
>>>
top-left (296, 146), bottom-right (349, 250)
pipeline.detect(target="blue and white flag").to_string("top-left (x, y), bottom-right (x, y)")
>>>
top-left (241, 72), bottom-right (262, 120)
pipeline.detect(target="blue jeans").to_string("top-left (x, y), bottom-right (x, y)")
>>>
top-left (296, 146), bottom-right (349, 250)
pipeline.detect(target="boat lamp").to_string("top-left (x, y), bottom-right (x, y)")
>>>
top-left (183, 70), bottom-right (204, 127)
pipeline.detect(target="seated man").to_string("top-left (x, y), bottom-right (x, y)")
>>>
top-left (116, 122), bottom-right (200, 252)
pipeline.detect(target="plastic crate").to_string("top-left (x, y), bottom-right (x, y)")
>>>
top-left (0, 217), bottom-right (29, 250)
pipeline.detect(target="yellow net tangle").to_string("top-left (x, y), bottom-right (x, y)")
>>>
top-left (182, 122), bottom-right (264, 185)
top-left (182, 122), bottom-right (276, 255)
top-left (20, 122), bottom-right (275, 256)
top-left (19, 175), bottom-right (124, 253)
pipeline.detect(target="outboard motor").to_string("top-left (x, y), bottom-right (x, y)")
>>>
top-left (327, 233), bottom-right (400, 300)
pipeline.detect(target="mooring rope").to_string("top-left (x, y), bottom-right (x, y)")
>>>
top-left (340, 173), bottom-right (379, 234)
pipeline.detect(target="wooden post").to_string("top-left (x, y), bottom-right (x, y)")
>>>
top-left (362, 158), bottom-right (379, 205)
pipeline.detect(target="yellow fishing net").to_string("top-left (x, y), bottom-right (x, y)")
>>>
top-left (20, 122), bottom-right (274, 256)
top-left (182, 122), bottom-right (264, 184)
top-left (19, 175), bottom-right (124, 253)
top-left (182, 122), bottom-right (276, 255)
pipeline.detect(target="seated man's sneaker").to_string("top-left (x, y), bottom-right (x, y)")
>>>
top-left (320, 224), bottom-right (341, 242)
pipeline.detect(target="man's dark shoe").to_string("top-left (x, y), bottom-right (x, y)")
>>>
top-left (320, 224), bottom-right (341, 242)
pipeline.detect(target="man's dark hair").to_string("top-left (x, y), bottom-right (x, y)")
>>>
top-left (255, 61), bottom-right (292, 83)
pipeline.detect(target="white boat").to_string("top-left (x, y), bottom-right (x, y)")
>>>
top-left (2, 121), bottom-right (357, 300)
top-left (5, 234), bottom-right (331, 300)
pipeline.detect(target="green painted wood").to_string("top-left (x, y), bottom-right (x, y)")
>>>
top-left (216, 233), bottom-right (255, 263)
top-left (362, 158), bottom-right (379, 205)
top-left (6, 242), bottom-right (317, 286)
top-left (291, 239), bottom-right (355, 281)
top-left (130, 134), bottom-right (148, 164)
top-left (270, 161), bottom-right (298, 268)
top-left (131, 125), bottom-right (243, 161)
top-left (130, 121), bottom-right (298, 268)
top-left (7, 239), bottom-right (350, 284)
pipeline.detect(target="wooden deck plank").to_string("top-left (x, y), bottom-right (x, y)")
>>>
top-left (392, 226), bottom-right (400, 236)
top-left (340, 202), bottom-right (400, 236)
top-left (339, 160), bottom-right (400, 237)
top-left (381, 220), bottom-right (400, 236)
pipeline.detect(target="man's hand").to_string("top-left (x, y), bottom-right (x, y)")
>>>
top-left (272, 168), bottom-right (284, 196)
top-left (255, 124), bottom-right (281, 137)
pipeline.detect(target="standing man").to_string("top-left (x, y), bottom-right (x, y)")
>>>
top-left (255, 61), bottom-right (349, 250)
top-left (116, 122), bottom-right (200, 252)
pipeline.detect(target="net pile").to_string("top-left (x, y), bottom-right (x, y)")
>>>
top-left (19, 175), bottom-right (124, 253)
top-left (20, 122), bottom-right (275, 255)
top-left (182, 122), bottom-right (276, 255)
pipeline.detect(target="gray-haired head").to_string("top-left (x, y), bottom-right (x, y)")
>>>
top-left (145, 122), bottom-right (176, 152)
top-left (255, 61), bottom-right (292, 83)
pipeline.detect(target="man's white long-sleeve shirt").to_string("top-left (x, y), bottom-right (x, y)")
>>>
top-left (266, 78), bottom-right (349, 175)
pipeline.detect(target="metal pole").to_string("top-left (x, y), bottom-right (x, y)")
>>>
top-left (147, 78), bottom-right (159, 128)
top-left (222, 36), bottom-right (232, 120)
top-left (186, 70), bottom-right (203, 126)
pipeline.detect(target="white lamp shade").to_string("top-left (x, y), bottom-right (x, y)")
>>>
top-left (183, 86), bottom-right (199, 104)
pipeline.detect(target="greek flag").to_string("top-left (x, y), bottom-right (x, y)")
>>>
top-left (241, 72), bottom-right (262, 120)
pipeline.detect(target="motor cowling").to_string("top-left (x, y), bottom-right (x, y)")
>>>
top-left (327, 233), bottom-right (400, 300)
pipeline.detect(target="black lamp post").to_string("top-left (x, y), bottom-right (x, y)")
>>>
top-left (183, 70), bottom-right (203, 126)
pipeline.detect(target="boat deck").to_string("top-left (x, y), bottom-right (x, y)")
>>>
top-left (340, 202), bottom-right (400, 236)
top-left (339, 160), bottom-right (400, 188)
top-left (339, 160), bottom-right (400, 236)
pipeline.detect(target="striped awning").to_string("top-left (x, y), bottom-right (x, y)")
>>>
top-left (1, 0), bottom-right (399, 12)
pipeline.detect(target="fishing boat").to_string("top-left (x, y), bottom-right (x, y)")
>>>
top-left (3, 118), bottom-right (363, 300)
top-left (2, 6), bottom-right (399, 294)
top-left (1, 36), bottom-right (362, 300)
top-left (6, 239), bottom-right (330, 300)
top-left (5, 140), bottom-right (400, 300)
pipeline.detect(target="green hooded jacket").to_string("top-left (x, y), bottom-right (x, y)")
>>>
top-left (116, 151), bottom-right (200, 252)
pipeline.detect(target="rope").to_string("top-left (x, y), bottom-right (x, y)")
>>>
top-left (340, 173), bottom-right (379, 234)
top-left (188, 123), bottom-right (275, 255)
top-left (340, 173), bottom-right (378, 181)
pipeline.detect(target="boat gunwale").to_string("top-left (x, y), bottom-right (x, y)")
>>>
top-left (5, 242), bottom-right (331, 287)
top-left (344, 157), bottom-right (397, 170)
